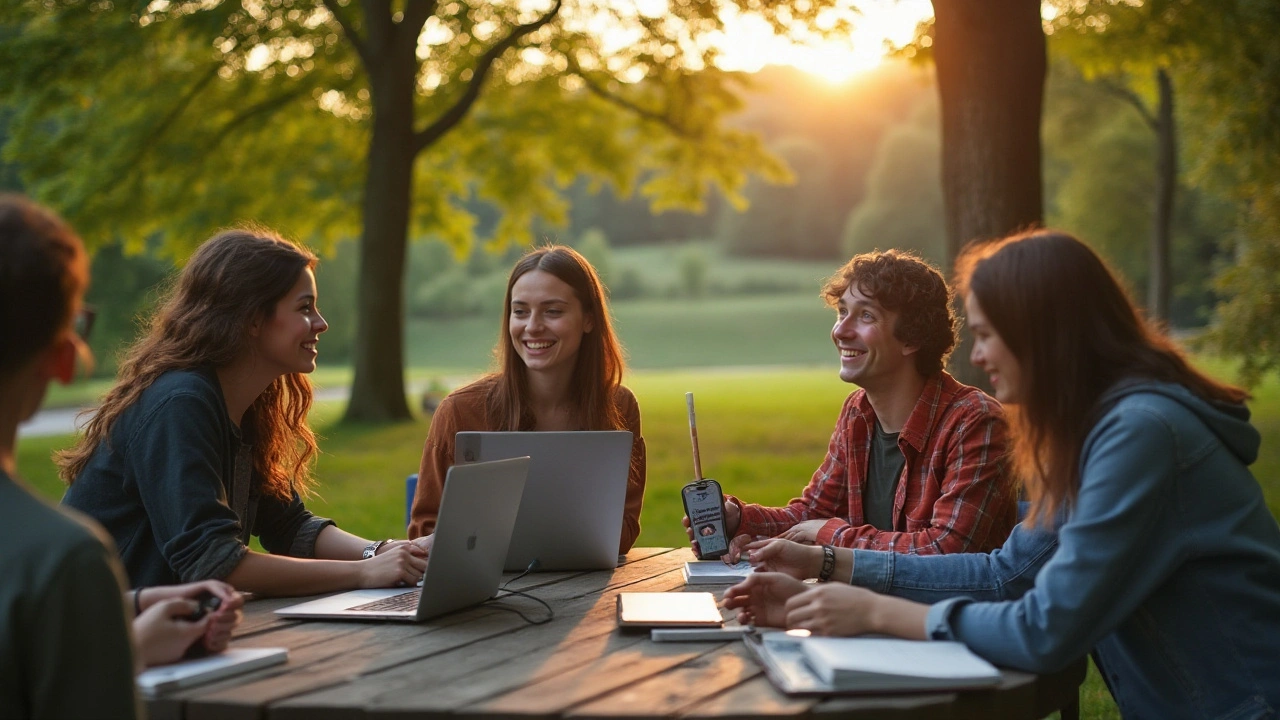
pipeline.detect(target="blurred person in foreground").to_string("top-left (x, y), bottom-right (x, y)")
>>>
top-left (0, 195), bottom-right (241, 719)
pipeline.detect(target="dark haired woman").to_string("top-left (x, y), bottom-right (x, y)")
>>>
top-left (408, 245), bottom-right (646, 553)
top-left (62, 228), bottom-right (430, 596)
top-left (723, 230), bottom-right (1280, 718)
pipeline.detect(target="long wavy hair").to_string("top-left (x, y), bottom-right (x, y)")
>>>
top-left (485, 245), bottom-right (627, 431)
top-left (955, 230), bottom-right (1247, 526)
top-left (58, 227), bottom-right (321, 501)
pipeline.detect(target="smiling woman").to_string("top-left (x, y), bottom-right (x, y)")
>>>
top-left (58, 227), bottom-right (435, 598)
top-left (408, 245), bottom-right (649, 556)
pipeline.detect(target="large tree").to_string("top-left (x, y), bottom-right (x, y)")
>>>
top-left (914, 0), bottom-right (1046, 385)
top-left (0, 0), bottom-right (828, 420)
top-left (930, 0), bottom-right (1047, 260)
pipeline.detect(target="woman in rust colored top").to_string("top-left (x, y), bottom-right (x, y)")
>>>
top-left (408, 245), bottom-right (646, 553)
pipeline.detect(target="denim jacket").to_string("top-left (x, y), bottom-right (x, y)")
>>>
top-left (852, 380), bottom-right (1280, 720)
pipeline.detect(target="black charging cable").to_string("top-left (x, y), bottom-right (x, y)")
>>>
top-left (485, 558), bottom-right (554, 625)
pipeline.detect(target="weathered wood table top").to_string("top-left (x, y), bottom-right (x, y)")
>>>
top-left (146, 548), bottom-right (1085, 720)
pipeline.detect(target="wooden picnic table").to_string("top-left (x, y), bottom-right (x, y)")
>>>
top-left (146, 548), bottom-right (1085, 720)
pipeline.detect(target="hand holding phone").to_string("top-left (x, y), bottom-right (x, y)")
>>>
top-left (682, 479), bottom-right (730, 560)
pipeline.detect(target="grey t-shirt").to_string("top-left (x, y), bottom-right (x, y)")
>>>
top-left (864, 419), bottom-right (906, 531)
top-left (0, 470), bottom-right (139, 719)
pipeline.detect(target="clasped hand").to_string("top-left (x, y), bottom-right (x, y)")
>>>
top-left (133, 580), bottom-right (245, 667)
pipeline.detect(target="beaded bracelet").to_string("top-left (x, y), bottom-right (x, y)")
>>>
top-left (818, 544), bottom-right (836, 582)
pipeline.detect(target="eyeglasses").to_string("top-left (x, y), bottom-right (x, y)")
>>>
top-left (74, 305), bottom-right (96, 343)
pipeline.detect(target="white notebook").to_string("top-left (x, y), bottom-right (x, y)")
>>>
top-left (683, 560), bottom-right (754, 585)
top-left (615, 592), bottom-right (724, 628)
top-left (802, 637), bottom-right (1001, 692)
top-left (135, 647), bottom-right (288, 697)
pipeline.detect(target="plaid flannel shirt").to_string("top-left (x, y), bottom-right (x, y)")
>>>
top-left (729, 372), bottom-right (1015, 553)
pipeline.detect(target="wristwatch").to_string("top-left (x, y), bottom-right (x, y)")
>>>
top-left (362, 539), bottom-right (389, 559)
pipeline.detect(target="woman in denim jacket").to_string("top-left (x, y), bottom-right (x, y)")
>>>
top-left (725, 230), bottom-right (1280, 719)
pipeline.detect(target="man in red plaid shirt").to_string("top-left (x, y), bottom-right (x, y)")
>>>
top-left (686, 250), bottom-right (1016, 563)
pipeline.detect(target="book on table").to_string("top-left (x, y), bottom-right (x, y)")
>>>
top-left (135, 647), bottom-right (288, 697)
top-left (682, 560), bottom-right (754, 585)
top-left (745, 631), bottom-right (1002, 695)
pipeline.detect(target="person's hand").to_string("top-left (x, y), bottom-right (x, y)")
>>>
top-left (721, 572), bottom-right (809, 628)
top-left (778, 519), bottom-right (829, 544)
top-left (783, 583), bottom-right (880, 636)
top-left (136, 580), bottom-right (239, 614)
top-left (724, 533), bottom-right (760, 564)
top-left (133, 599), bottom-right (211, 667)
top-left (201, 589), bottom-right (244, 654)
top-left (358, 542), bottom-right (428, 588)
top-left (406, 534), bottom-right (435, 557)
top-left (743, 538), bottom-right (823, 579)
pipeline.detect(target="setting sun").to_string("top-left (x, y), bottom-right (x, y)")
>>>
top-left (712, 0), bottom-right (933, 84)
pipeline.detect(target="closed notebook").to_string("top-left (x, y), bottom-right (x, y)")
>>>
top-left (801, 637), bottom-right (1001, 692)
top-left (615, 592), bottom-right (723, 628)
top-left (682, 560), bottom-right (754, 585)
top-left (135, 647), bottom-right (288, 697)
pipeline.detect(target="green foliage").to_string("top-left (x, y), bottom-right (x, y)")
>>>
top-left (81, 240), bottom-right (175, 376)
top-left (0, 1), bottom-right (809, 255)
top-left (1048, 0), bottom-right (1280, 375)
top-left (841, 100), bottom-right (945, 267)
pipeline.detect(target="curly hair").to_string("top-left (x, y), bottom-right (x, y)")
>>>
top-left (821, 249), bottom-right (957, 376)
top-left (58, 227), bottom-right (320, 502)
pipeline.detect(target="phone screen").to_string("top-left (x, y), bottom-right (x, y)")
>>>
top-left (682, 480), bottom-right (728, 558)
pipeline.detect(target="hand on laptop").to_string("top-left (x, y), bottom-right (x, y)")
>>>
top-left (360, 542), bottom-right (428, 588)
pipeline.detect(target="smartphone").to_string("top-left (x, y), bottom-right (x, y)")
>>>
top-left (681, 479), bottom-right (729, 560)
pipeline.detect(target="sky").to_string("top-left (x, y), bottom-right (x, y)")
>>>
top-left (711, 0), bottom-right (935, 83)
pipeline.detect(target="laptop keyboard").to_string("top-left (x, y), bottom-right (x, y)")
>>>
top-left (347, 589), bottom-right (421, 613)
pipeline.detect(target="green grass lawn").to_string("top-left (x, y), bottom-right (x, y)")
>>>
top-left (16, 364), bottom-right (1279, 720)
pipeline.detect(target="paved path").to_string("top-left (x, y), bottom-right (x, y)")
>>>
top-left (21, 385), bottom-right (365, 438)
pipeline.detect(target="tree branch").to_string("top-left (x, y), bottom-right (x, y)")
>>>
top-left (321, 0), bottom-right (369, 68)
top-left (412, 0), bottom-right (563, 155)
top-left (96, 63), bottom-right (222, 197)
top-left (1097, 77), bottom-right (1158, 131)
top-left (566, 58), bottom-right (688, 138)
top-left (191, 77), bottom-right (356, 169)
top-left (399, 0), bottom-right (439, 47)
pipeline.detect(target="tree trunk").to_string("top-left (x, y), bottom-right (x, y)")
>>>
top-left (345, 53), bottom-right (417, 423)
top-left (930, 0), bottom-right (1047, 385)
top-left (1148, 66), bottom-right (1176, 324)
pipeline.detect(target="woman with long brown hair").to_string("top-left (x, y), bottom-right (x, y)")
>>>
top-left (61, 227), bottom-right (430, 596)
top-left (408, 245), bottom-right (646, 553)
top-left (723, 230), bottom-right (1280, 718)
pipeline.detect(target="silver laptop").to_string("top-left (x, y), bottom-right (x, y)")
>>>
top-left (274, 456), bottom-right (529, 621)
top-left (455, 430), bottom-right (633, 571)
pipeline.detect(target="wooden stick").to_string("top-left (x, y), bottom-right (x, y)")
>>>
top-left (686, 392), bottom-right (703, 481)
